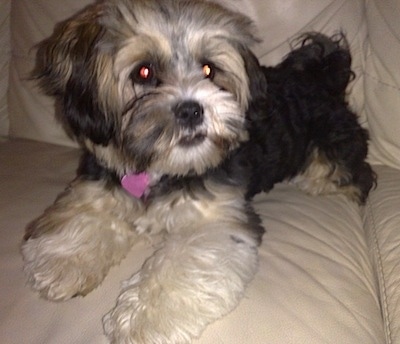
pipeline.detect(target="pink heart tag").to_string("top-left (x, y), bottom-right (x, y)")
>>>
top-left (121, 172), bottom-right (150, 198)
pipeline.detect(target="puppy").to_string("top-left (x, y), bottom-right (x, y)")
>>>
top-left (21, 0), bottom-right (375, 343)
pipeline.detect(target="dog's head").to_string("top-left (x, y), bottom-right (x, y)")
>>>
top-left (36, 0), bottom-right (262, 176)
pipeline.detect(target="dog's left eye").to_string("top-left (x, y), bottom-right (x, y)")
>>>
top-left (131, 63), bottom-right (157, 85)
top-left (202, 63), bottom-right (215, 79)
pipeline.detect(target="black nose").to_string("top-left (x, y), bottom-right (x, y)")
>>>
top-left (174, 101), bottom-right (204, 128)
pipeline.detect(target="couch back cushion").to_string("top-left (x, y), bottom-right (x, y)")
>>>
top-left (8, 0), bottom-right (90, 147)
top-left (240, 0), bottom-right (369, 126)
top-left (364, 0), bottom-right (400, 169)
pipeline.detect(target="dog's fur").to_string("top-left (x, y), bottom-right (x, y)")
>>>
top-left (243, 32), bottom-right (375, 202)
top-left (21, 0), bottom-right (375, 343)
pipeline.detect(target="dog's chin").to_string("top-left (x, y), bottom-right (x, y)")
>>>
top-left (150, 134), bottom-right (233, 177)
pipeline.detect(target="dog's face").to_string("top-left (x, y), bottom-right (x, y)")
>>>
top-left (37, 0), bottom-right (261, 176)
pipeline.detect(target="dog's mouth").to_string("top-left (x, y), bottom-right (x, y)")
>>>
top-left (179, 132), bottom-right (207, 147)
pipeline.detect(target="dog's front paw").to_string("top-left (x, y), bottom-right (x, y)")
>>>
top-left (103, 272), bottom-right (204, 344)
top-left (22, 208), bottom-right (136, 301)
top-left (22, 179), bottom-right (139, 301)
top-left (22, 237), bottom-right (105, 301)
top-left (103, 230), bottom-right (259, 344)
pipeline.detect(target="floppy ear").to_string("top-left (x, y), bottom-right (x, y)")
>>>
top-left (239, 47), bottom-right (268, 109)
top-left (34, 3), bottom-right (115, 145)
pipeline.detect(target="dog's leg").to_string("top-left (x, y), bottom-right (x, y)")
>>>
top-left (291, 112), bottom-right (375, 204)
top-left (103, 190), bottom-right (262, 343)
top-left (21, 179), bottom-right (142, 301)
top-left (290, 148), bottom-right (364, 201)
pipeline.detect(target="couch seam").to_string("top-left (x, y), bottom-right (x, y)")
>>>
top-left (366, 197), bottom-right (392, 343)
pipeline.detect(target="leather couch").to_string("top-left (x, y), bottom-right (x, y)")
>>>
top-left (1, 0), bottom-right (399, 343)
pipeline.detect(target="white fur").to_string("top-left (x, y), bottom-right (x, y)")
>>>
top-left (22, 179), bottom-right (259, 342)
top-left (103, 225), bottom-right (258, 343)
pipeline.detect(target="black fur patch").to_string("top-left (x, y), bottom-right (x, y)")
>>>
top-left (240, 33), bottom-right (376, 202)
top-left (63, 67), bottom-right (116, 146)
top-left (77, 151), bottom-right (119, 185)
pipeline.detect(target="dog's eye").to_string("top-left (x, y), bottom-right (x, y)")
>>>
top-left (139, 65), bottom-right (152, 79)
top-left (131, 63), bottom-right (157, 85)
top-left (202, 63), bottom-right (215, 79)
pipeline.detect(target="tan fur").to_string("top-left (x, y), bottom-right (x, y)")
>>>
top-left (23, 179), bottom-right (142, 300)
top-left (291, 148), bottom-right (362, 202)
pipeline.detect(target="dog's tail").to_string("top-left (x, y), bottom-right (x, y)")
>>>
top-left (264, 32), bottom-right (354, 98)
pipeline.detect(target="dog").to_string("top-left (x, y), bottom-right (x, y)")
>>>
top-left (21, 0), bottom-right (375, 343)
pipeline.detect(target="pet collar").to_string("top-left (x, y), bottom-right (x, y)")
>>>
top-left (121, 172), bottom-right (150, 198)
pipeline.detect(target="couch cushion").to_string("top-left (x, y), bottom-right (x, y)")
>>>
top-left (364, 0), bottom-right (400, 169)
top-left (0, 140), bottom-right (385, 343)
top-left (364, 165), bottom-right (400, 343)
top-left (8, 0), bottom-right (91, 146)
top-left (199, 184), bottom-right (385, 343)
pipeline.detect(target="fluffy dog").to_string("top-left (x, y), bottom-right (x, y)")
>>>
top-left (21, 0), bottom-right (375, 343)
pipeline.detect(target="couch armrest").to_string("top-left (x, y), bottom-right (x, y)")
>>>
top-left (364, 165), bottom-right (400, 343)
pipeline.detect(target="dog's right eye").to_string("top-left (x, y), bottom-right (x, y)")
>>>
top-left (131, 63), bottom-right (157, 85)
